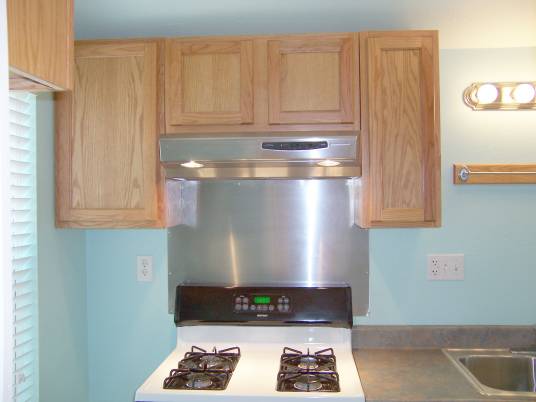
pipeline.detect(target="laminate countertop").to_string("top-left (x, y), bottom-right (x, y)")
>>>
top-left (352, 349), bottom-right (524, 402)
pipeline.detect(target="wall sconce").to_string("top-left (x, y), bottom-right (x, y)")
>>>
top-left (463, 81), bottom-right (536, 110)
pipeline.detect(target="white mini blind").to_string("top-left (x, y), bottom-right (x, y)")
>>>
top-left (8, 92), bottom-right (38, 402)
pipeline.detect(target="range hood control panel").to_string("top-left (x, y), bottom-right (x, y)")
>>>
top-left (261, 141), bottom-right (328, 151)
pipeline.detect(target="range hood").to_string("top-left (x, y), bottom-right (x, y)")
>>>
top-left (160, 132), bottom-right (360, 179)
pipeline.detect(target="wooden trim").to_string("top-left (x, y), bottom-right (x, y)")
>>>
top-left (8, 0), bottom-right (74, 90)
top-left (454, 164), bottom-right (536, 184)
top-left (9, 72), bottom-right (53, 92)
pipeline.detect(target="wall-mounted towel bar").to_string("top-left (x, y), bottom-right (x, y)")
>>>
top-left (454, 164), bottom-right (536, 184)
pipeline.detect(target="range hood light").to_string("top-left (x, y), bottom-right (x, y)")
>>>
top-left (317, 160), bottom-right (341, 167)
top-left (180, 161), bottom-right (204, 168)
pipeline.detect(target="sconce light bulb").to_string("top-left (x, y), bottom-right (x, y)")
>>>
top-left (475, 84), bottom-right (499, 104)
top-left (512, 83), bottom-right (536, 104)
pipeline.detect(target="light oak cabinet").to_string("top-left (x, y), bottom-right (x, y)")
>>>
top-left (267, 34), bottom-right (357, 125)
top-left (56, 40), bottom-right (167, 228)
top-left (165, 39), bottom-right (254, 126)
top-left (164, 33), bottom-right (360, 134)
top-left (358, 31), bottom-right (441, 228)
top-left (54, 31), bottom-right (441, 229)
top-left (7, 0), bottom-right (73, 91)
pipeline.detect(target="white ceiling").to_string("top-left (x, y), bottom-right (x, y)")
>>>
top-left (75, 0), bottom-right (536, 49)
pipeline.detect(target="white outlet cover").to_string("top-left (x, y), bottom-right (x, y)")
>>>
top-left (427, 254), bottom-right (464, 281)
top-left (137, 256), bottom-right (153, 282)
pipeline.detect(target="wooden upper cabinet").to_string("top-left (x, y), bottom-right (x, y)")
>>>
top-left (7, 0), bottom-right (73, 90)
top-left (166, 39), bottom-right (254, 126)
top-left (56, 40), bottom-right (165, 228)
top-left (358, 31), bottom-right (441, 228)
top-left (267, 34), bottom-right (358, 125)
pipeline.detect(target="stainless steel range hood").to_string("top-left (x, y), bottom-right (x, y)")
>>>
top-left (160, 132), bottom-right (360, 179)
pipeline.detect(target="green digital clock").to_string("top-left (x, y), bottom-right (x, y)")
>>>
top-left (253, 296), bottom-right (271, 304)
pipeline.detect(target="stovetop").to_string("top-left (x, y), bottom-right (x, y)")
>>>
top-left (163, 345), bottom-right (342, 393)
top-left (135, 326), bottom-right (364, 402)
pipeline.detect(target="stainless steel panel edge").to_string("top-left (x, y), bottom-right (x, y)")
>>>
top-left (163, 165), bottom-right (361, 180)
top-left (167, 179), bottom-right (369, 316)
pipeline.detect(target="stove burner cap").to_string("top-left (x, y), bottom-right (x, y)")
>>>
top-left (298, 356), bottom-right (319, 370)
top-left (293, 374), bottom-right (323, 392)
top-left (200, 355), bottom-right (228, 369)
top-left (186, 374), bottom-right (213, 389)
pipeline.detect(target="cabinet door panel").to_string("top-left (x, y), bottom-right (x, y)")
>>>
top-left (166, 40), bottom-right (253, 125)
top-left (268, 35), bottom-right (356, 125)
top-left (359, 32), bottom-right (440, 227)
top-left (56, 41), bottom-right (162, 227)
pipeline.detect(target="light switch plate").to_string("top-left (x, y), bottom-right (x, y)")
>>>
top-left (427, 254), bottom-right (464, 280)
top-left (137, 256), bottom-right (153, 282)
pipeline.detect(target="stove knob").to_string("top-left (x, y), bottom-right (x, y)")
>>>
top-left (235, 304), bottom-right (242, 311)
top-left (277, 297), bottom-right (283, 303)
top-left (235, 297), bottom-right (242, 303)
top-left (250, 305), bottom-right (256, 311)
top-left (269, 305), bottom-right (275, 311)
top-left (242, 297), bottom-right (249, 304)
top-left (283, 304), bottom-right (290, 312)
top-left (277, 304), bottom-right (283, 311)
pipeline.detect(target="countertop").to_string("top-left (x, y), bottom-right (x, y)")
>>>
top-left (352, 349), bottom-right (524, 402)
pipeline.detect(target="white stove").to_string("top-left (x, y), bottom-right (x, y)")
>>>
top-left (135, 285), bottom-right (364, 402)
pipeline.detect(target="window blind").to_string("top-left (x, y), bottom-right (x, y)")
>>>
top-left (8, 92), bottom-right (38, 402)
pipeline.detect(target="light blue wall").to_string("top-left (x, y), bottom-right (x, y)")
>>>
top-left (357, 47), bottom-right (536, 325)
top-left (36, 94), bottom-right (89, 402)
top-left (86, 230), bottom-right (174, 402)
top-left (83, 46), bottom-right (536, 401)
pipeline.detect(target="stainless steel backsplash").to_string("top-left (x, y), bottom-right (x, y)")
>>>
top-left (167, 179), bottom-right (369, 316)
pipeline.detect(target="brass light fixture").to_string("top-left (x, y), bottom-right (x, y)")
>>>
top-left (463, 81), bottom-right (536, 110)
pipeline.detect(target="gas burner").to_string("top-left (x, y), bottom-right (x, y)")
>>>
top-left (277, 347), bottom-right (340, 392)
top-left (293, 374), bottom-right (323, 391)
top-left (280, 347), bottom-right (337, 372)
top-left (180, 346), bottom-right (240, 371)
top-left (163, 346), bottom-right (240, 391)
top-left (185, 373), bottom-right (213, 389)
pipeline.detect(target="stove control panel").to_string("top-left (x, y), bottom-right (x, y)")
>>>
top-left (174, 285), bottom-right (353, 328)
top-left (234, 294), bottom-right (290, 313)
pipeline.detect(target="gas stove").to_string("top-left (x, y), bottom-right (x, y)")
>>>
top-left (135, 285), bottom-right (364, 402)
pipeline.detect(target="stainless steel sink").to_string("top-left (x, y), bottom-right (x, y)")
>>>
top-left (444, 349), bottom-right (536, 398)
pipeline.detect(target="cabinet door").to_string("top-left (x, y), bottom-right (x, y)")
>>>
top-left (56, 41), bottom-right (164, 228)
top-left (7, 0), bottom-right (73, 90)
top-left (358, 31), bottom-right (441, 227)
top-left (267, 34), bottom-right (357, 125)
top-left (166, 39), bottom-right (254, 126)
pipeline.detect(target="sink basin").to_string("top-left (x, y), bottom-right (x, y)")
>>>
top-left (444, 349), bottom-right (536, 398)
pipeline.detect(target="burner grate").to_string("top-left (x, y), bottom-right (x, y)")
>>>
top-left (277, 347), bottom-right (340, 392)
top-left (163, 346), bottom-right (240, 391)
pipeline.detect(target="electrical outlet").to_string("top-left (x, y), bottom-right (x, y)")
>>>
top-left (137, 256), bottom-right (153, 282)
top-left (427, 254), bottom-right (464, 280)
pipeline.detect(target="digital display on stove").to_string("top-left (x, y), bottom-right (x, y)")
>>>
top-left (253, 296), bottom-right (271, 304)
